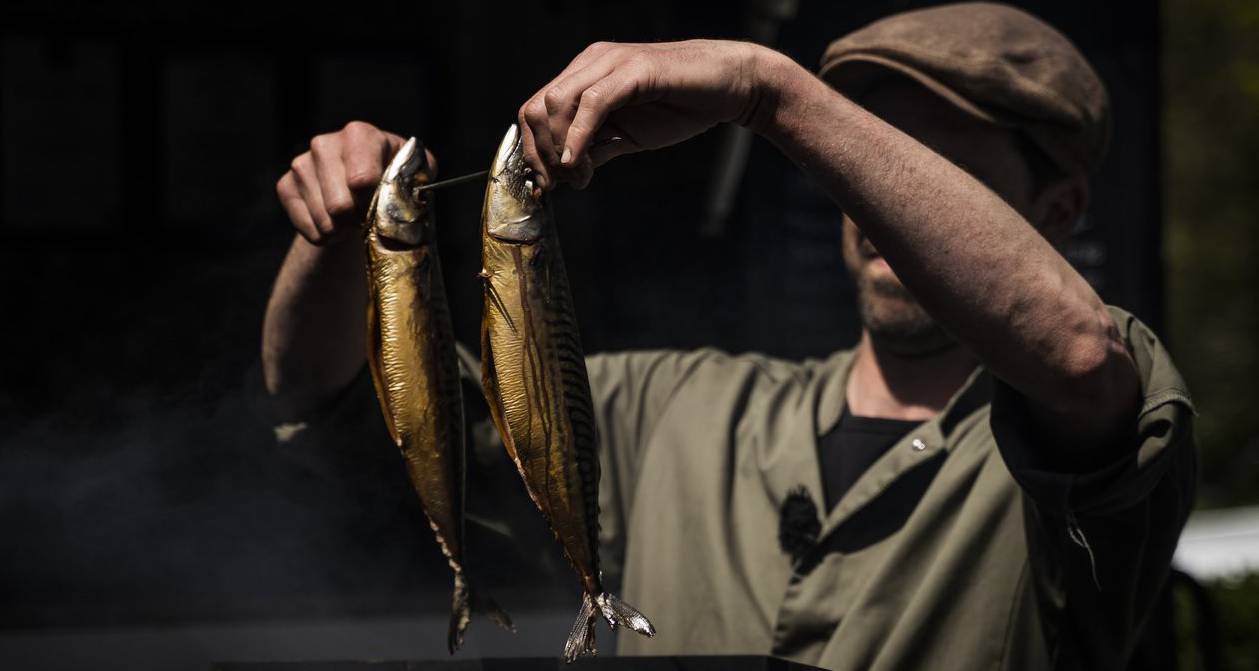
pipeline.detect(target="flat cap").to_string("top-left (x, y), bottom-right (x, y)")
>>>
top-left (819, 2), bottom-right (1110, 175)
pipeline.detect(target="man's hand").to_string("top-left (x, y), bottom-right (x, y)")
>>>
top-left (517, 40), bottom-right (787, 189)
top-left (264, 121), bottom-right (432, 418)
top-left (275, 121), bottom-right (431, 245)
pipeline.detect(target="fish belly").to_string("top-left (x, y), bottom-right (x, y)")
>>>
top-left (366, 231), bottom-right (465, 566)
top-left (481, 234), bottom-right (601, 592)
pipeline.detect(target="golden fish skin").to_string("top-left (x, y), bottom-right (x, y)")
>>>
top-left (478, 125), bottom-right (655, 662)
top-left (365, 138), bottom-right (511, 653)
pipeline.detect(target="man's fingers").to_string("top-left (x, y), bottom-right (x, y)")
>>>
top-left (290, 154), bottom-right (335, 238)
top-left (374, 131), bottom-right (414, 177)
top-left (277, 171), bottom-right (321, 243)
top-left (422, 147), bottom-right (438, 180)
top-left (524, 94), bottom-right (560, 167)
top-left (564, 64), bottom-right (648, 166)
top-left (519, 45), bottom-right (626, 188)
top-left (342, 122), bottom-right (392, 197)
top-left (543, 51), bottom-right (621, 160)
top-left (276, 122), bottom-right (423, 244)
top-left (310, 134), bottom-right (357, 230)
top-left (518, 102), bottom-right (556, 189)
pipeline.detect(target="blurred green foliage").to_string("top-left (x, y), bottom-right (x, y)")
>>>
top-left (1176, 574), bottom-right (1259, 671)
top-left (1165, 0), bottom-right (1259, 507)
top-left (1209, 575), bottom-right (1259, 671)
top-left (1165, 0), bottom-right (1259, 668)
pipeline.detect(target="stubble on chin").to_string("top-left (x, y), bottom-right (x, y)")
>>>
top-left (855, 271), bottom-right (955, 357)
top-left (842, 215), bottom-right (955, 358)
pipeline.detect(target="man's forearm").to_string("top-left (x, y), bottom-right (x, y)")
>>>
top-left (753, 55), bottom-right (1138, 440)
top-left (262, 234), bottom-right (368, 420)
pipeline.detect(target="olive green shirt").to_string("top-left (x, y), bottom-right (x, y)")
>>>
top-left (282, 305), bottom-right (1193, 669)
top-left (586, 306), bottom-right (1195, 670)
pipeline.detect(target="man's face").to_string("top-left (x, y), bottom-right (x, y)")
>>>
top-left (841, 78), bottom-right (1038, 356)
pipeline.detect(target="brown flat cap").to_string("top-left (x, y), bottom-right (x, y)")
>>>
top-left (819, 2), bottom-right (1110, 175)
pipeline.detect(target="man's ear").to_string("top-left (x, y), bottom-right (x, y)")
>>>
top-left (1032, 173), bottom-right (1089, 247)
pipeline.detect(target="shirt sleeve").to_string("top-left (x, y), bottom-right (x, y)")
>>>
top-left (989, 306), bottom-right (1197, 668)
top-left (585, 349), bottom-right (714, 582)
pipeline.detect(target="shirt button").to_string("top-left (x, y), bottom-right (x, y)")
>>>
top-left (911, 438), bottom-right (927, 452)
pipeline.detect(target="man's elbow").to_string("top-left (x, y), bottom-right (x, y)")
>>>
top-left (1051, 309), bottom-right (1141, 432)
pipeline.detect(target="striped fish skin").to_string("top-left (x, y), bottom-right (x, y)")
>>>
top-left (479, 125), bottom-right (655, 661)
top-left (364, 138), bottom-right (511, 654)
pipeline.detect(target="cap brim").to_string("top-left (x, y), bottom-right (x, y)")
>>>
top-left (819, 53), bottom-right (1017, 129)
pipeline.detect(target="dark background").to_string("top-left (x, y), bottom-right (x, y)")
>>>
top-left (0, 0), bottom-right (1161, 666)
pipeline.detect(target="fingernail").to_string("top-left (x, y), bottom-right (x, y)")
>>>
top-left (560, 146), bottom-right (572, 165)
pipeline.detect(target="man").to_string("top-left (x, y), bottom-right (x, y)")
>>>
top-left (264, 3), bottom-right (1195, 669)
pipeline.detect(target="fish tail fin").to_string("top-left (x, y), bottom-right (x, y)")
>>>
top-left (447, 573), bottom-right (472, 654)
top-left (562, 592), bottom-right (600, 662)
top-left (448, 574), bottom-right (516, 654)
top-left (595, 592), bottom-right (656, 639)
top-left (472, 586), bottom-right (515, 633)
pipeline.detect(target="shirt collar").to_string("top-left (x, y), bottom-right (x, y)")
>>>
top-left (816, 350), bottom-right (990, 441)
top-left (757, 348), bottom-right (991, 522)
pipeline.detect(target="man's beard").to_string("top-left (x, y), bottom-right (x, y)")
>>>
top-left (855, 271), bottom-right (956, 357)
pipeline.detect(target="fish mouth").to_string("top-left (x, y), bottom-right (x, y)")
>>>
top-left (485, 125), bottom-right (542, 242)
top-left (491, 124), bottom-right (524, 177)
top-left (374, 137), bottom-right (433, 246)
top-left (385, 137), bottom-right (427, 185)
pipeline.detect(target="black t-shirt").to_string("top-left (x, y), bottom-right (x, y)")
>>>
top-left (817, 406), bottom-right (919, 512)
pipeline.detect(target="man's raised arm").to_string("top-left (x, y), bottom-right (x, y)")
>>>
top-left (262, 122), bottom-right (414, 420)
top-left (516, 40), bottom-right (1140, 457)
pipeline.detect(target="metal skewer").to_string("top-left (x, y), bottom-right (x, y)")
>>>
top-left (414, 136), bottom-right (626, 193)
top-left (416, 170), bottom-right (489, 193)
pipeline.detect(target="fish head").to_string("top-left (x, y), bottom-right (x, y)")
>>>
top-left (484, 124), bottom-right (544, 243)
top-left (372, 137), bottom-right (434, 246)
